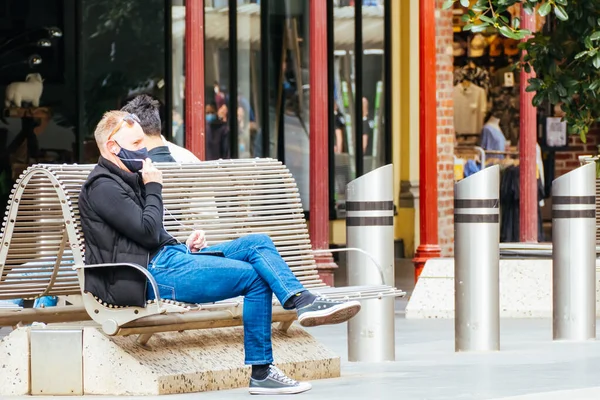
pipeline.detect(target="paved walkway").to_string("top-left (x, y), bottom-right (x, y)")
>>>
top-left (5, 310), bottom-right (600, 399)
top-left (3, 261), bottom-right (600, 399)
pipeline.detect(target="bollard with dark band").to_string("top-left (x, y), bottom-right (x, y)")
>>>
top-left (552, 162), bottom-right (596, 341)
top-left (346, 164), bottom-right (395, 362)
top-left (454, 165), bottom-right (500, 352)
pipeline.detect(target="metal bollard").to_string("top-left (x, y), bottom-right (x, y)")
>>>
top-left (454, 165), bottom-right (500, 352)
top-left (552, 162), bottom-right (596, 341)
top-left (346, 164), bottom-right (395, 362)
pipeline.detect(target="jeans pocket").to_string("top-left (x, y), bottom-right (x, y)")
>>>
top-left (149, 246), bottom-right (169, 269)
top-left (156, 283), bottom-right (176, 300)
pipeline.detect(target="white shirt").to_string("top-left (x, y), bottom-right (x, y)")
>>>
top-left (453, 83), bottom-right (487, 135)
top-left (161, 135), bottom-right (201, 163)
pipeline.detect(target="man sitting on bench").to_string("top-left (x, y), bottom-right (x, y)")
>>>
top-left (78, 110), bottom-right (361, 395)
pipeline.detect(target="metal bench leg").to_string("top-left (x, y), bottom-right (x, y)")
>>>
top-left (136, 333), bottom-right (153, 346)
top-left (276, 320), bottom-right (294, 333)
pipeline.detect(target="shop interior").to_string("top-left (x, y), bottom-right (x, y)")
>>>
top-left (0, 0), bottom-right (76, 209)
top-left (451, 3), bottom-right (557, 242)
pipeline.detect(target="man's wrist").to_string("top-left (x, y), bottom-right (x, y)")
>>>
top-left (145, 181), bottom-right (163, 194)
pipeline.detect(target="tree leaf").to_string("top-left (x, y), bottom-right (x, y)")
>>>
top-left (565, 78), bottom-right (579, 88)
top-left (538, 2), bottom-right (552, 17)
top-left (591, 31), bottom-right (600, 41)
top-left (575, 51), bottom-right (589, 60)
top-left (554, 5), bottom-right (569, 21)
top-left (460, 0), bottom-right (469, 7)
top-left (528, 78), bottom-right (544, 90)
top-left (532, 92), bottom-right (545, 107)
top-left (498, 25), bottom-right (521, 40)
top-left (512, 17), bottom-right (521, 30)
top-left (471, 23), bottom-right (490, 32)
top-left (594, 54), bottom-right (600, 69)
top-left (585, 36), bottom-right (594, 49)
top-left (442, 0), bottom-right (455, 10)
top-left (556, 0), bottom-right (568, 5)
top-left (479, 15), bottom-right (494, 24)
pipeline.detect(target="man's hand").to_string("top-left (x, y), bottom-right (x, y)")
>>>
top-left (186, 230), bottom-right (208, 252)
top-left (141, 158), bottom-right (163, 185)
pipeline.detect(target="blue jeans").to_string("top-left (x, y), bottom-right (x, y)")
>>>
top-left (147, 234), bottom-right (306, 364)
top-left (6, 296), bottom-right (58, 308)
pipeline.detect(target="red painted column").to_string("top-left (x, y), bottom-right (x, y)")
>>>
top-left (413, 0), bottom-right (441, 282)
top-left (519, 8), bottom-right (537, 242)
top-left (185, 0), bottom-right (206, 160)
top-left (309, 0), bottom-right (337, 286)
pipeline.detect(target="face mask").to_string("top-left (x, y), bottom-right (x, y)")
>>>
top-left (114, 142), bottom-right (149, 173)
top-left (206, 113), bottom-right (217, 123)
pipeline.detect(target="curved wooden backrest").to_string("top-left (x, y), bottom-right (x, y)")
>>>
top-left (0, 159), bottom-right (325, 300)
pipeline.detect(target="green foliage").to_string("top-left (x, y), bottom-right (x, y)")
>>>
top-left (444, 0), bottom-right (600, 140)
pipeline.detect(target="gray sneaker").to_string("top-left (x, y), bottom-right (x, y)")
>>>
top-left (297, 297), bottom-right (361, 327)
top-left (249, 365), bottom-right (312, 395)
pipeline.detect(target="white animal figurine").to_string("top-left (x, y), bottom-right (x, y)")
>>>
top-left (5, 73), bottom-right (44, 108)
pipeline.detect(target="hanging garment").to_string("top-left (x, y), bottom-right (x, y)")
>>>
top-left (500, 165), bottom-right (520, 242)
top-left (453, 83), bottom-right (487, 134)
top-left (454, 65), bottom-right (491, 95)
top-left (464, 159), bottom-right (481, 177)
top-left (500, 165), bottom-right (545, 243)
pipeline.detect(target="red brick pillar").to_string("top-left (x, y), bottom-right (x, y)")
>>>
top-left (309, 0), bottom-right (337, 286)
top-left (413, 0), bottom-right (442, 281)
top-left (185, 0), bottom-right (205, 160)
top-left (435, 0), bottom-right (456, 257)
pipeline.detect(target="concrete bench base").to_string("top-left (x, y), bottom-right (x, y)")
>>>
top-left (0, 324), bottom-right (340, 395)
top-left (405, 258), bottom-right (600, 319)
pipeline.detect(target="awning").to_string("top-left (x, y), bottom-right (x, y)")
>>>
top-left (172, 5), bottom-right (384, 50)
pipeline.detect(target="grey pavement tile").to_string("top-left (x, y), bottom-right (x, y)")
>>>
top-left (6, 317), bottom-right (600, 399)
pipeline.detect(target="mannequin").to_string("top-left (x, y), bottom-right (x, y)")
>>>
top-left (485, 115), bottom-right (501, 129)
top-left (481, 110), bottom-right (507, 159)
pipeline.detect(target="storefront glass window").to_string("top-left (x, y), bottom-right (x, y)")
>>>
top-left (81, 0), bottom-right (166, 156)
top-left (204, 0), bottom-right (231, 160)
top-left (331, 0), bottom-right (386, 218)
top-left (171, 0), bottom-right (186, 147)
top-left (268, 0), bottom-right (310, 210)
top-left (361, 0), bottom-right (385, 174)
top-left (332, 0), bottom-right (356, 218)
top-left (0, 1), bottom-right (75, 206)
top-left (237, 0), bottom-right (261, 158)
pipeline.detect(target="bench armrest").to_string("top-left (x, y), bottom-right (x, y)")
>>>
top-left (73, 263), bottom-right (164, 311)
top-left (312, 248), bottom-right (386, 285)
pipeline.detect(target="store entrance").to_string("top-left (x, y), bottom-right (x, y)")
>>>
top-left (451, 3), bottom-right (550, 242)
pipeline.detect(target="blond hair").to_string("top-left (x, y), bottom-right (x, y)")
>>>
top-left (94, 110), bottom-right (129, 145)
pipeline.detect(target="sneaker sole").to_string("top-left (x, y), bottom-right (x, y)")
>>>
top-left (249, 383), bottom-right (312, 395)
top-left (298, 301), bottom-right (361, 327)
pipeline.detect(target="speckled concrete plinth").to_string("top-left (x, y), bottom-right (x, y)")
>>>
top-left (406, 258), bottom-right (600, 319)
top-left (0, 327), bottom-right (29, 395)
top-left (83, 325), bottom-right (340, 395)
top-left (0, 324), bottom-right (339, 396)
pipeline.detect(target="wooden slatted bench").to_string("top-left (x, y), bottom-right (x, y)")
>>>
top-left (0, 158), bottom-right (404, 344)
